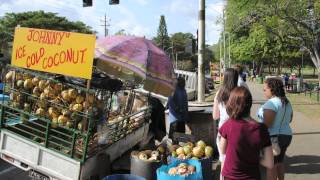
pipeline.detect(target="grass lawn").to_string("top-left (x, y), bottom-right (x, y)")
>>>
top-left (287, 93), bottom-right (320, 121)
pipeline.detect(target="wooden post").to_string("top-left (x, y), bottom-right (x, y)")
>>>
top-left (84, 80), bottom-right (91, 131)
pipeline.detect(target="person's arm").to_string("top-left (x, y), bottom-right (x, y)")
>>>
top-left (219, 136), bottom-right (227, 156)
top-left (290, 111), bottom-right (293, 123)
top-left (263, 109), bottom-right (276, 128)
top-left (212, 91), bottom-right (220, 120)
top-left (260, 146), bottom-right (274, 169)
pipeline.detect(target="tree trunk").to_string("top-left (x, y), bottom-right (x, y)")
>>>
top-left (309, 48), bottom-right (320, 87)
top-left (318, 70), bottom-right (320, 88)
top-left (268, 61), bottom-right (271, 74)
top-left (298, 65), bottom-right (302, 77)
top-left (259, 62), bottom-right (264, 76)
top-left (276, 59), bottom-right (281, 75)
top-left (314, 67), bottom-right (316, 77)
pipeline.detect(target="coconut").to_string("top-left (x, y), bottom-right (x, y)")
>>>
top-left (138, 152), bottom-right (148, 160)
top-left (168, 167), bottom-right (178, 175)
top-left (48, 107), bottom-right (58, 117)
top-left (176, 147), bottom-right (185, 155)
top-left (196, 140), bottom-right (206, 149)
top-left (58, 115), bottom-right (68, 125)
top-left (77, 122), bottom-right (83, 131)
top-left (53, 83), bottom-right (63, 92)
top-left (65, 120), bottom-right (74, 128)
top-left (178, 154), bottom-right (186, 160)
top-left (35, 108), bottom-right (45, 117)
top-left (24, 103), bottom-right (31, 112)
top-left (187, 165), bottom-right (196, 174)
top-left (157, 146), bottom-right (166, 154)
top-left (40, 93), bottom-right (46, 101)
top-left (192, 146), bottom-right (204, 158)
top-left (205, 146), bottom-right (213, 158)
top-left (68, 89), bottom-right (77, 100)
top-left (38, 80), bottom-right (47, 90)
top-left (171, 151), bottom-right (178, 158)
top-left (16, 80), bottom-right (24, 88)
top-left (5, 71), bottom-right (14, 82)
top-left (51, 117), bottom-right (58, 128)
top-left (75, 95), bottom-right (85, 104)
top-left (183, 146), bottom-right (192, 155)
top-left (62, 109), bottom-right (71, 117)
top-left (186, 142), bottom-right (194, 149)
top-left (72, 104), bottom-right (83, 112)
top-left (32, 77), bottom-right (40, 86)
top-left (23, 79), bottom-right (33, 89)
top-left (33, 87), bottom-right (41, 96)
top-left (169, 145), bottom-right (180, 153)
top-left (61, 90), bottom-right (70, 101)
top-left (87, 94), bottom-right (95, 104)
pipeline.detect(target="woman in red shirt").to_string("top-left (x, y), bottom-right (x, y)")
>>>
top-left (219, 87), bottom-right (274, 180)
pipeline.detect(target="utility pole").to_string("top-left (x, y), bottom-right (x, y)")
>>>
top-left (220, 39), bottom-right (222, 82)
top-left (101, 14), bottom-right (110, 37)
top-left (223, 9), bottom-right (226, 70)
top-left (197, 0), bottom-right (205, 102)
top-left (228, 33), bottom-right (231, 68)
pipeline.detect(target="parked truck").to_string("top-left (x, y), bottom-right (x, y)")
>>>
top-left (0, 66), bottom-right (151, 180)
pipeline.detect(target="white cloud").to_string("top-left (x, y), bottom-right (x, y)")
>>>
top-left (206, 1), bottom-right (225, 44)
top-left (0, 0), bottom-right (224, 43)
top-left (168, 0), bottom-right (197, 18)
top-left (110, 6), bottom-right (151, 37)
top-left (133, 0), bottom-right (148, 6)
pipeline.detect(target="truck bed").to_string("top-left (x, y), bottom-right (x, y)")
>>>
top-left (0, 122), bottom-right (149, 180)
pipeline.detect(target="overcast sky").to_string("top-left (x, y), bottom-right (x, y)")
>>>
top-left (0, 0), bottom-right (224, 44)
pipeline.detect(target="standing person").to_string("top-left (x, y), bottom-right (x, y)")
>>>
top-left (257, 78), bottom-right (293, 180)
top-left (284, 74), bottom-right (289, 91)
top-left (234, 64), bottom-right (249, 89)
top-left (168, 77), bottom-right (188, 142)
top-left (219, 86), bottom-right (274, 180)
top-left (212, 68), bottom-right (238, 179)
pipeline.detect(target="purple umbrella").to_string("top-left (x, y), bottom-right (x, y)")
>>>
top-left (95, 35), bottom-right (176, 97)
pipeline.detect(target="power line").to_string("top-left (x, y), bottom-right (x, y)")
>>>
top-left (100, 14), bottom-right (110, 37)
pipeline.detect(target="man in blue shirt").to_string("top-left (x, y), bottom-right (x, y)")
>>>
top-left (168, 77), bottom-right (188, 142)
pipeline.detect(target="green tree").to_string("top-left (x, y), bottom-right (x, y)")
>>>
top-left (0, 10), bottom-right (93, 55)
top-left (153, 15), bottom-right (170, 50)
top-left (225, 0), bottom-right (320, 84)
top-left (115, 29), bottom-right (128, 35)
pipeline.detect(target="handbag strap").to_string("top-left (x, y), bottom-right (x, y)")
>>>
top-left (278, 104), bottom-right (287, 136)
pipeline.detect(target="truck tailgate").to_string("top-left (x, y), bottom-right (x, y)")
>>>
top-left (0, 130), bottom-right (81, 180)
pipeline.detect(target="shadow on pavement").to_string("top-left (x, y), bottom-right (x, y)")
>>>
top-left (286, 155), bottom-right (320, 174)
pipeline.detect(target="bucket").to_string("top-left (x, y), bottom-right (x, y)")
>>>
top-left (130, 154), bottom-right (162, 180)
top-left (103, 174), bottom-right (146, 180)
top-left (169, 156), bottom-right (213, 180)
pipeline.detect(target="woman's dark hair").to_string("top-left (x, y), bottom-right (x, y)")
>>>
top-left (177, 76), bottom-right (185, 89)
top-left (265, 77), bottom-right (288, 105)
top-left (217, 68), bottom-right (238, 104)
top-left (226, 86), bottom-right (252, 119)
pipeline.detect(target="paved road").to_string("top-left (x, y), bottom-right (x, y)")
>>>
top-left (247, 81), bottom-right (320, 180)
top-left (0, 159), bottom-right (30, 180)
top-left (0, 81), bottom-right (319, 180)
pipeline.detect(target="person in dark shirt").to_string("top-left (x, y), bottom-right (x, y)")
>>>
top-left (168, 77), bottom-right (188, 142)
top-left (219, 87), bottom-right (274, 180)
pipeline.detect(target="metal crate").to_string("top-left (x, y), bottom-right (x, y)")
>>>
top-left (0, 66), bottom-right (151, 163)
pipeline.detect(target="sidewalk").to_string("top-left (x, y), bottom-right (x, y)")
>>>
top-left (247, 81), bottom-right (320, 180)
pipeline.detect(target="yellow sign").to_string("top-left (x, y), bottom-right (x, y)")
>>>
top-left (11, 27), bottom-right (96, 79)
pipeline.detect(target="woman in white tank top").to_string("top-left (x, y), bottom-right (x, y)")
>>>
top-left (212, 68), bottom-right (239, 179)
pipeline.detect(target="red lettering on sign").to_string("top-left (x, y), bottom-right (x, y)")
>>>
top-left (15, 45), bottom-right (26, 60)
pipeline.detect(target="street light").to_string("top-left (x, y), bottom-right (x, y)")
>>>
top-left (299, 46), bottom-right (307, 80)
